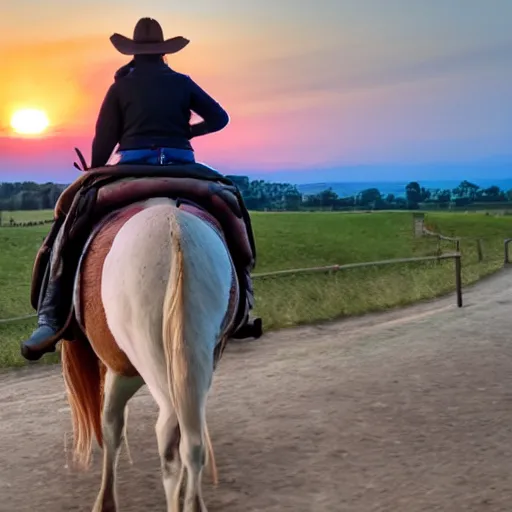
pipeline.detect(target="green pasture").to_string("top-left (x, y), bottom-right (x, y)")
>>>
top-left (0, 209), bottom-right (54, 224)
top-left (1, 210), bottom-right (511, 368)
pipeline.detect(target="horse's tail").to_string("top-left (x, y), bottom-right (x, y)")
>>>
top-left (161, 207), bottom-right (218, 485)
top-left (61, 338), bottom-right (105, 468)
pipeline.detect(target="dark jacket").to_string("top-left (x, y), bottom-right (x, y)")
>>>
top-left (91, 59), bottom-right (229, 168)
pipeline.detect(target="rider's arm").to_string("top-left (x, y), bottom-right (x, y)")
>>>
top-left (91, 83), bottom-right (123, 168)
top-left (187, 77), bottom-right (229, 138)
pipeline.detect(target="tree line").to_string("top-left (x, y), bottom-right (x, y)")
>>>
top-left (1, 177), bottom-right (512, 213)
top-left (300, 180), bottom-right (512, 211)
top-left (0, 182), bottom-right (66, 211)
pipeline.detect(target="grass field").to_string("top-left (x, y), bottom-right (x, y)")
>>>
top-left (1, 210), bottom-right (511, 368)
top-left (0, 209), bottom-right (54, 224)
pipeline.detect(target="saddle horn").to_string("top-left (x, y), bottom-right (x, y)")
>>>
top-left (73, 147), bottom-right (89, 172)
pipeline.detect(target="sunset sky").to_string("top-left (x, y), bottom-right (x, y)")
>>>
top-left (1, 0), bottom-right (511, 183)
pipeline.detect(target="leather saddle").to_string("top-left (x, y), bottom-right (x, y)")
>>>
top-left (31, 161), bottom-right (257, 340)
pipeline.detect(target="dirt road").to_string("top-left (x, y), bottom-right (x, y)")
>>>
top-left (1, 270), bottom-right (512, 511)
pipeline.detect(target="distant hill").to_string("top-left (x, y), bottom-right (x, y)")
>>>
top-left (297, 179), bottom-right (512, 198)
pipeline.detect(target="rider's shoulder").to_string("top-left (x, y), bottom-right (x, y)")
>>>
top-left (164, 67), bottom-right (192, 82)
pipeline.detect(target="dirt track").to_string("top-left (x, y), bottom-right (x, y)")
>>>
top-left (2, 270), bottom-right (512, 511)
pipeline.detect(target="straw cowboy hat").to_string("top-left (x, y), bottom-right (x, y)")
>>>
top-left (110, 17), bottom-right (190, 55)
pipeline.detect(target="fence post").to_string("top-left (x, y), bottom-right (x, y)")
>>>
top-left (413, 213), bottom-right (425, 237)
top-left (455, 254), bottom-right (463, 307)
top-left (505, 239), bottom-right (511, 265)
top-left (476, 239), bottom-right (483, 262)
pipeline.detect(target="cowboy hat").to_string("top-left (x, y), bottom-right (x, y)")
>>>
top-left (110, 17), bottom-right (190, 56)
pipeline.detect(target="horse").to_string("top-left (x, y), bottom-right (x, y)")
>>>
top-left (61, 196), bottom-right (239, 512)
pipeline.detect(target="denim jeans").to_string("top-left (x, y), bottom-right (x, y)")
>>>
top-left (108, 147), bottom-right (195, 165)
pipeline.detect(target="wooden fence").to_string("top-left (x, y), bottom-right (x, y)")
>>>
top-left (0, 252), bottom-right (463, 325)
top-left (423, 224), bottom-right (484, 263)
top-left (253, 252), bottom-right (463, 308)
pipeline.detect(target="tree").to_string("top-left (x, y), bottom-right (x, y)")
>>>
top-left (477, 185), bottom-right (506, 202)
top-left (436, 189), bottom-right (451, 205)
top-left (394, 197), bottom-right (408, 209)
top-left (283, 189), bottom-right (302, 211)
top-left (319, 188), bottom-right (338, 208)
top-left (335, 196), bottom-right (356, 209)
top-left (358, 188), bottom-right (381, 207)
top-left (405, 181), bottom-right (422, 208)
top-left (452, 180), bottom-right (479, 200)
top-left (20, 191), bottom-right (41, 210)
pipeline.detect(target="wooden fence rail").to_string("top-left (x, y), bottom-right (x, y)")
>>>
top-left (0, 314), bottom-right (36, 325)
top-left (0, 252), bottom-right (463, 325)
top-left (423, 226), bottom-right (486, 263)
top-left (253, 252), bottom-right (463, 307)
top-left (422, 226), bottom-right (461, 252)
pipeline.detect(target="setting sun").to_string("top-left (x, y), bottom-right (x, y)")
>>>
top-left (10, 108), bottom-right (50, 135)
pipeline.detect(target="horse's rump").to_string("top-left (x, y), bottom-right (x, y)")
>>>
top-left (72, 199), bottom-right (239, 367)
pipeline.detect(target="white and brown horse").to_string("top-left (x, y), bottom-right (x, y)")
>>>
top-left (61, 197), bottom-right (238, 512)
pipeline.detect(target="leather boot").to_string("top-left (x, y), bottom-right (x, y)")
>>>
top-left (21, 240), bottom-right (71, 361)
top-left (230, 269), bottom-right (263, 340)
top-left (231, 317), bottom-right (263, 340)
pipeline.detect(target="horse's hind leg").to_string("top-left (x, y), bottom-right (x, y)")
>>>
top-left (176, 371), bottom-right (212, 512)
top-left (92, 369), bottom-right (143, 512)
top-left (155, 403), bottom-right (183, 512)
top-left (180, 414), bottom-right (208, 512)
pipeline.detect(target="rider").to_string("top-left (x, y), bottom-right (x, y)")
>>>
top-left (92, 18), bottom-right (229, 168)
top-left (20, 17), bottom-right (261, 361)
